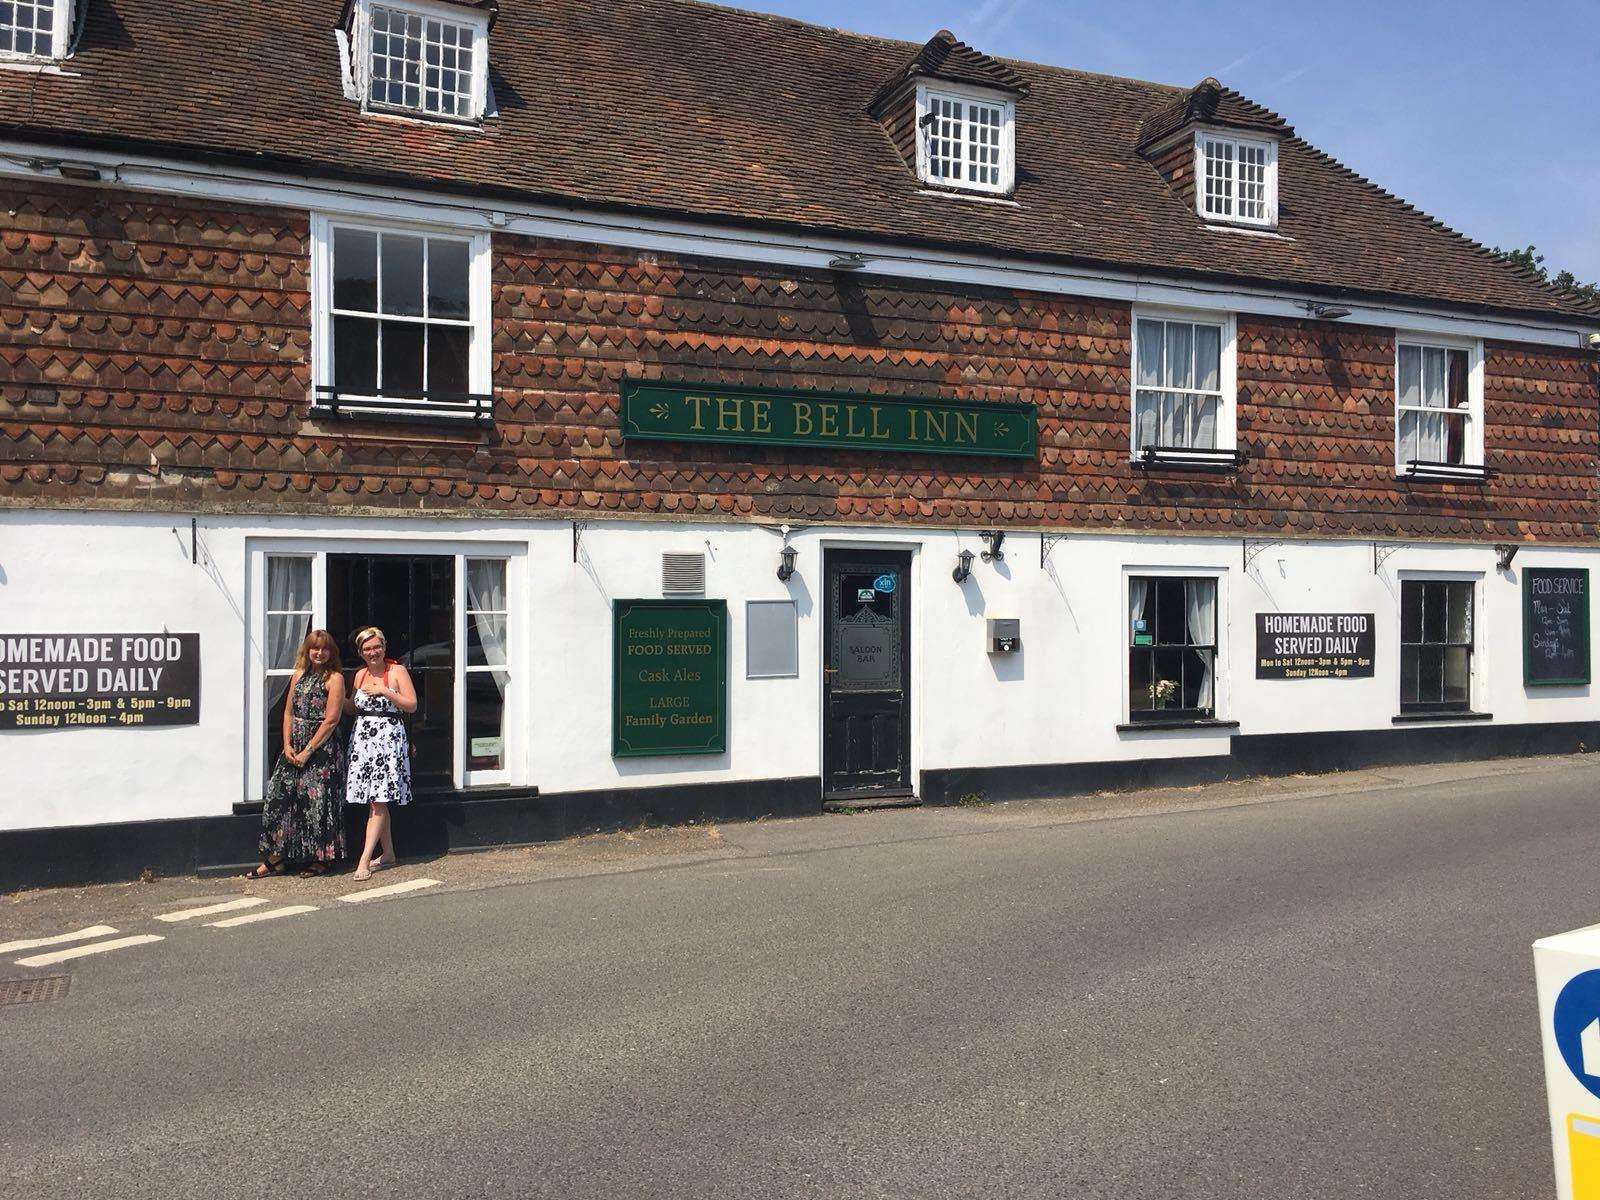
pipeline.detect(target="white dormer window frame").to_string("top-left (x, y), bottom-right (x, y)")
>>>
top-left (1194, 130), bottom-right (1278, 228)
top-left (346, 0), bottom-right (490, 123)
top-left (0, 0), bottom-right (73, 61)
top-left (914, 80), bottom-right (1016, 196)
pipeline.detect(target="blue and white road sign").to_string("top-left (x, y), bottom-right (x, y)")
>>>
top-left (1553, 970), bottom-right (1600, 1101)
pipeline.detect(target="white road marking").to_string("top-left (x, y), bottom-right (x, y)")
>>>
top-left (0, 925), bottom-right (119, 955)
top-left (15, 934), bottom-right (164, 968)
top-left (155, 897), bottom-right (269, 923)
top-left (339, 878), bottom-right (441, 904)
top-left (206, 905), bottom-right (319, 928)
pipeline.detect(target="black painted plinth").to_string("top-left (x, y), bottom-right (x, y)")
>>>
top-left (920, 720), bottom-right (1600, 806)
top-left (0, 776), bottom-right (821, 893)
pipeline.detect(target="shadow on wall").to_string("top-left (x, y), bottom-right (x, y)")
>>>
top-left (988, 646), bottom-right (1023, 682)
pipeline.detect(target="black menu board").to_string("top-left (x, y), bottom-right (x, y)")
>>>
top-left (1523, 568), bottom-right (1590, 687)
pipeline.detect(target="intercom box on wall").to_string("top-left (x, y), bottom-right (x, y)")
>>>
top-left (987, 618), bottom-right (1020, 653)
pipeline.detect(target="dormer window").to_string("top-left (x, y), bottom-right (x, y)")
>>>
top-left (916, 83), bottom-right (1015, 195)
top-left (0, 0), bottom-right (71, 60)
top-left (1196, 132), bottom-right (1277, 226)
top-left (343, 0), bottom-right (490, 122)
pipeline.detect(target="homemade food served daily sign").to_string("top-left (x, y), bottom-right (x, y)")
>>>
top-left (620, 381), bottom-right (1037, 459)
top-left (0, 633), bottom-right (201, 728)
top-left (1255, 613), bottom-right (1375, 679)
top-left (613, 600), bottom-right (727, 757)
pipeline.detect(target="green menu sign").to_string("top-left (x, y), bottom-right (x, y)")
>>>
top-left (613, 599), bottom-right (727, 757)
top-left (1524, 567), bottom-right (1590, 686)
top-left (620, 380), bottom-right (1036, 459)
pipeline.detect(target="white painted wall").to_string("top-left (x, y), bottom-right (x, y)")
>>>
top-left (2, 507), bottom-right (1596, 832)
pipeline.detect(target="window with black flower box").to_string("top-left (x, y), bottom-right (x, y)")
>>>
top-left (313, 217), bottom-right (490, 421)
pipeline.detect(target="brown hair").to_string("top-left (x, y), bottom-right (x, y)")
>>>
top-left (293, 629), bottom-right (342, 679)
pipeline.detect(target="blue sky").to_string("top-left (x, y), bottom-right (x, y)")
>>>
top-left (749, 0), bottom-right (1600, 282)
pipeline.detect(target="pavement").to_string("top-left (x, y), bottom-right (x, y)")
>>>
top-left (3, 753), bottom-right (1597, 1198)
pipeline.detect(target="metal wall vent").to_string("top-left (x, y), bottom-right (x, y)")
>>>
top-left (662, 552), bottom-right (706, 597)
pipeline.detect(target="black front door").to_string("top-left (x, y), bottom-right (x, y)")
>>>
top-left (823, 550), bottom-right (912, 799)
top-left (327, 554), bottom-right (455, 790)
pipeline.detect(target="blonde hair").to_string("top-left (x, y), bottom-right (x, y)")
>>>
top-left (293, 629), bottom-right (342, 679)
top-left (352, 626), bottom-right (387, 654)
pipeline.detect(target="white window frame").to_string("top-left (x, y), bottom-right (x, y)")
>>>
top-left (1194, 130), bottom-right (1278, 228)
top-left (1393, 334), bottom-right (1485, 473)
top-left (246, 540), bottom-right (525, 801)
top-left (914, 80), bottom-right (1016, 196)
top-left (1128, 306), bottom-right (1238, 458)
top-left (0, 0), bottom-right (71, 61)
top-left (308, 212), bottom-right (493, 418)
top-left (459, 555), bottom-right (512, 787)
top-left (347, 0), bottom-right (490, 122)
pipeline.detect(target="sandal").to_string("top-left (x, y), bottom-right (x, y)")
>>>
top-left (352, 865), bottom-right (373, 882)
top-left (298, 863), bottom-right (330, 878)
top-left (242, 858), bottom-right (284, 880)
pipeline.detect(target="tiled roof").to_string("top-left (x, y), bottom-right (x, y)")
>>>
top-left (0, 0), bottom-right (1592, 323)
top-left (1137, 77), bottom-right (1291, 150)
top-left (867, 29), bottom-right (1028, 116)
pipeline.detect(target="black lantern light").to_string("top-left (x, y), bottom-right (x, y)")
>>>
top-left (952, 549), bottom-right (974, 584)
top-left (777, 544), bottom-right (798, 581)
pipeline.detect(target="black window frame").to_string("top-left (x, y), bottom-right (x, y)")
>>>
top-left (1128, 575), bottom-right (1218, 724)
top-left (1400, 579), bottom-right (1474, 714)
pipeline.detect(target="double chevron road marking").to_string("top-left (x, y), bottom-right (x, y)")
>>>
top-left (4, 878), bottom-right (442, 971)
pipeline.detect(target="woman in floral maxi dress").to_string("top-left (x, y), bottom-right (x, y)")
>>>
top-left (250, 630), bottom-right (348, 877)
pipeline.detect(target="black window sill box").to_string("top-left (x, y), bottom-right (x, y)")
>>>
top-left (312, 386), bottom-right (494, 427)
top-left (1392, 710), bottom-right (1493, 724)
top-left (1132, 446), bottom-right (1248, 474)
top-left (1397, 460), bottom-right (1493, 483)
top-left (1116, 718), bottom-right (1241, 733)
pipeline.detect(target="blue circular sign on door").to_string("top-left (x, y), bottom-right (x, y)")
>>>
top-left (1554, 970), bottom-right (1600, 1100)
top-left (873, 573), bottom-right (896, 594)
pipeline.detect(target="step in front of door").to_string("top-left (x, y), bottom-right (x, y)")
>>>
top-left (823, 794), bottom-right (921, 812)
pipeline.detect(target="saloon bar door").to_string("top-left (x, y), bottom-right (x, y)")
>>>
top-left (823, 550), bottom-right (913, 800)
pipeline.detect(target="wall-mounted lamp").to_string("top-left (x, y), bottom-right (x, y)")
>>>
top-left (980, 530), bottom-right (1006, 562)
top-left (827, 252), bottom-right (869, 272)
top-left (1301, 301), bottom-right (1353, 321)
top-left (29, 157), bottom-right (105, 182)
top-left (952, 549), bottom-right (974, 584)
top-left (777, 544), bottom-right (797, 581)
top-left (1495, 543), bottom-right (1519, 571)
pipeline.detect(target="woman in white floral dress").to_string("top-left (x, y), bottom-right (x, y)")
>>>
top-left (346, 626), bottom-right (417, 880)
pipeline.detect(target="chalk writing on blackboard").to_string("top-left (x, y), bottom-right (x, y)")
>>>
top-left (1524, 568), bottom-right (1590, 687)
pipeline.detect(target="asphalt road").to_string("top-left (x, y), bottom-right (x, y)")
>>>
top-left (5, 758), bottom-right (1598, 1199)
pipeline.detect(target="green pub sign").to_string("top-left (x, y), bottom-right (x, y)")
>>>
top-left (621, 380), bottom-right (1037, 459)
top-left (613, 599), bottom-right (728, 757)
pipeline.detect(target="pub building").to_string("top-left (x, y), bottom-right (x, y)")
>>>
top-left (0, 0), bottom-right (1597, 887)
